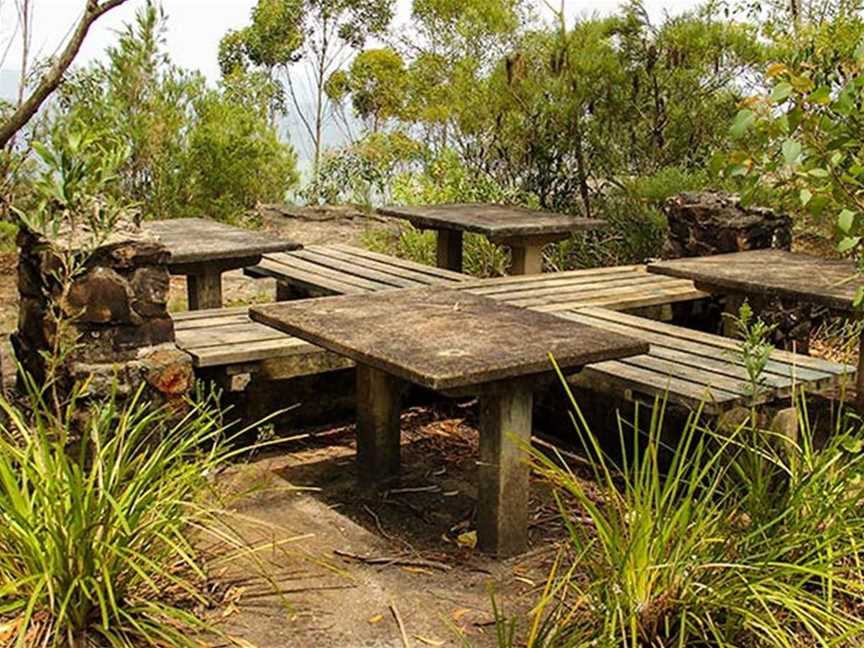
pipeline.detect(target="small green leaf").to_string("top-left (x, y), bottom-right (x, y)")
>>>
top-left (808, 167), bottom-right (830, 178)
top-left (837, 235), bottom-right (860, 253)
top-left (854, 285), bottom-right (864, 309)
top-left (771, 82), bottom-right (793, 102)
top-left (808, 86), bottom-right (831, 104)
top-left (799, 188), bottom-right (812, 206)
top-left (838, 209), bottom-right (855, 233)
top-left (782, 139), bottom-right (802, 165)
top-left (730, 109), bottom-right (755, 138)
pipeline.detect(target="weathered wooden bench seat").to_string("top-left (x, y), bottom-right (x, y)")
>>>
top-left (246, 244), bottom-right (708, 313)
top-left (174, 302), bottom-right (853, 413)
top-left (561, 308), bottom-right (854, 413)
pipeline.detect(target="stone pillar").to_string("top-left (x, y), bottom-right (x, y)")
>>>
top-left (12, 219), bottom-right (193, 404)
top-left (662, 192), bottom-right (817, 349)
top-left (662, 191), bottom-right (791, 259)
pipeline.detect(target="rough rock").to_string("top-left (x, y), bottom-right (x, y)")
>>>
top-left (663, 191), bottom-right (791, 259)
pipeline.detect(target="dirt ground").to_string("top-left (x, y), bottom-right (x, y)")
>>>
top-left (207, 404), bottom-right (583, 647)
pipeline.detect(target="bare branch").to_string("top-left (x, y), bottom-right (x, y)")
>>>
top-left (0, 0), bottom-right (133, 149)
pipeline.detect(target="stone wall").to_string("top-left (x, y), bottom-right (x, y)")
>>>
top-left (663, 191), bottom-right (791, 259)
top-left (13, 220), bottom-right (192, 403)
top-left (662, 191), bottom-right (815, 350)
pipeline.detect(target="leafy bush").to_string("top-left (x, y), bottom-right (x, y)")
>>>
top-left (0, 383), bottom-right (243, 647)
top-left (0, 221), bottom-right (17, 253)
top-left (54, 4), bottom-right (298, 224)
top-left (499, 381), bottom-right (864, 646)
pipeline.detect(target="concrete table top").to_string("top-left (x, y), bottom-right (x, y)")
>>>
top-left (250, 286), bottom-right (647, 392)
top-left (376, 203), bottom-right (606, 240)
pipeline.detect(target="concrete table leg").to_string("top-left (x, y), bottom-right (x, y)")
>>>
top-left (436, 230), bottom-right (463, 272)
top-left (187, 270), bottom-right (223, 310)
top-left (721, 293), bottom-right (746, 338)
top-left (477, 384), bottom-right (533, 556)
top-left (509, 243), bottom-right (544, 275)
top-left (356, 364), bottom-right (404, 484)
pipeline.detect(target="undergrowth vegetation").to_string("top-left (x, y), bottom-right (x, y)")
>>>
top-left (494, 380), bottom-right (864, 647)
top-left (0, 381), bottom-right (248, 647)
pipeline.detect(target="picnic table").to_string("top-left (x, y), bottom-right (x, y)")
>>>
top-left (250, 286), bottom-right (646, 556)
top-left (146, 218), bottom-right (300, 310)
top-left (376, 203), bottom-right (606, 275)
top-left (648, 249), bottom-right (864, 406)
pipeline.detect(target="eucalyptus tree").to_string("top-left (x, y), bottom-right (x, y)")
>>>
top-left (220, 0), bottom-right (395, 185)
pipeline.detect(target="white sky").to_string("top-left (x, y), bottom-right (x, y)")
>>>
top-left (1, 0), bottom-right (699, 81)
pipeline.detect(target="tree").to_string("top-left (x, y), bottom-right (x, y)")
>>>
top-left (0, 0), bottom-right (134, 150)
top-left (57, 4), bottom-right (298, 223)
top-left (326, 48), bottom-right (408, 132)
top-left (220, 0), bottom-right (395, 185)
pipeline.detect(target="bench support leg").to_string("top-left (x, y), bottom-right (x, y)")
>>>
top-left (187, 271), bottom-right (223, 310)
top-left (509, 243), bottom-right (544, 275)
top-left (436, 230), bottom-right (463, 272)
top-left (721, 293), bottom-right (746, 338)
top-left (478, 384), bottom-right (532, 557)
top-left (356, 364), bottom-right (403, 484)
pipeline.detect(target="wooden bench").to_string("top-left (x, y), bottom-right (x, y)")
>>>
top-left (174, 304), bottom-right (853, 414)
top-left (561, 307), bottom-right (853, 413)
top-left (245, 245), bottom-right (708, 314)
top-left (244, 244), bottom-right (468, 299)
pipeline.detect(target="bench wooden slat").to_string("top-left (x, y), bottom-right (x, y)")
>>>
top-left (532, 285), bottom-right (708, 312)
top-left (307, 245), bottom-right (467, 284)
top-left (328, 243), bottom-right (469, 281)
top-left (578, 360), bottom-right (741, 407)
top-left (562, 310), bottom-right (834, 383)
top-left (459, 266), bottom-right (647, 295)
top-left (253, 257), bottom-right (377, 294)
top-left (457, 264), bottom-right (645, 289)
top-left (576, 307), bottom-right (853, 376)
top-left (289, 249), bottom-right (427, 288)
top-left (494, 277), bottom-right (696, 308)
top-left (175, 322), bottom-right (291, 349)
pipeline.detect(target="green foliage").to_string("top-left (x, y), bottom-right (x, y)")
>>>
top-left (500, 384), bottom-right (864, 646)
top-left (330, 48), bottom-right (409, 130)
top-left (0, 221), bottom-right (17, 253)
top-left (0, 382), bottom-right (241, 647)
top-left (305, 131), bottom-right (421, 207)
top-left (725, 300), bottom-right (777, 399)
top-left (721, 17), bottom-right (864, 286)
top-left (56, 4), bottom-right (297, 224)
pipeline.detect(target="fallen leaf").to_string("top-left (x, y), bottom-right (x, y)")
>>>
top-left (0, 619), bottom-right (19, 642)
top-left (368, 613), bottom-right (384, 624)
top-left (513, 577), bottom-right (535, 587)
top-left (401, 566), bottom-right (434, 576)
top-left (415, 635), bottom-right (446, 646)
top-left (452, 608), bottom-right (472, 622)
top-left (228, 637), bottom-right (258, 648)
top-left (457, 530), bottom-right (477, 549)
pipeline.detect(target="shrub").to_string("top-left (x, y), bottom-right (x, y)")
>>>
top-left (499, 378), bottom-right (864, 647)
top-left (363, 224), bottom-right (509, 277)
top-left (0, 221), bottom-right (17, 253)
top-left (0, 383), bottom-right (243, 647)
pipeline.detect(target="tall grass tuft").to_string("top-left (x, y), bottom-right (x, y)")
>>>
top-left (0, 382), bottom-right (241, 647)
top-left (501, 373), bottom-right (864, 647)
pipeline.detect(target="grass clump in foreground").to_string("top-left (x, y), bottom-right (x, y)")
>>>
top-left (0, 380), bottom-right (248, 647)
top-left (498, 382), bottom-right (864, 647)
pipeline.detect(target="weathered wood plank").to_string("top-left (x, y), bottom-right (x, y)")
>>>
top-left (327, 244), bottom-right (469, 281)
top-left (290, 248), bottom-right (426, 288)
top-left (306, 245), bottom-right (465, 284)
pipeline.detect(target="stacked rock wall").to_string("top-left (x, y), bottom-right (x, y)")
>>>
top-left (13, 220), bottom-right (192, 402)
top-left (663, 191), bottom-right (792, 259)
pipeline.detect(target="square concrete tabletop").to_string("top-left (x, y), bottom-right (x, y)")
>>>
top-left (648, 249), bottom-right (863, 312)
top-left (250, 286), bottom-right (647, 392)
top-left (376, 203), bottom-right (607, 240)
top-left (146, 217), bottom-right (301, 266)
